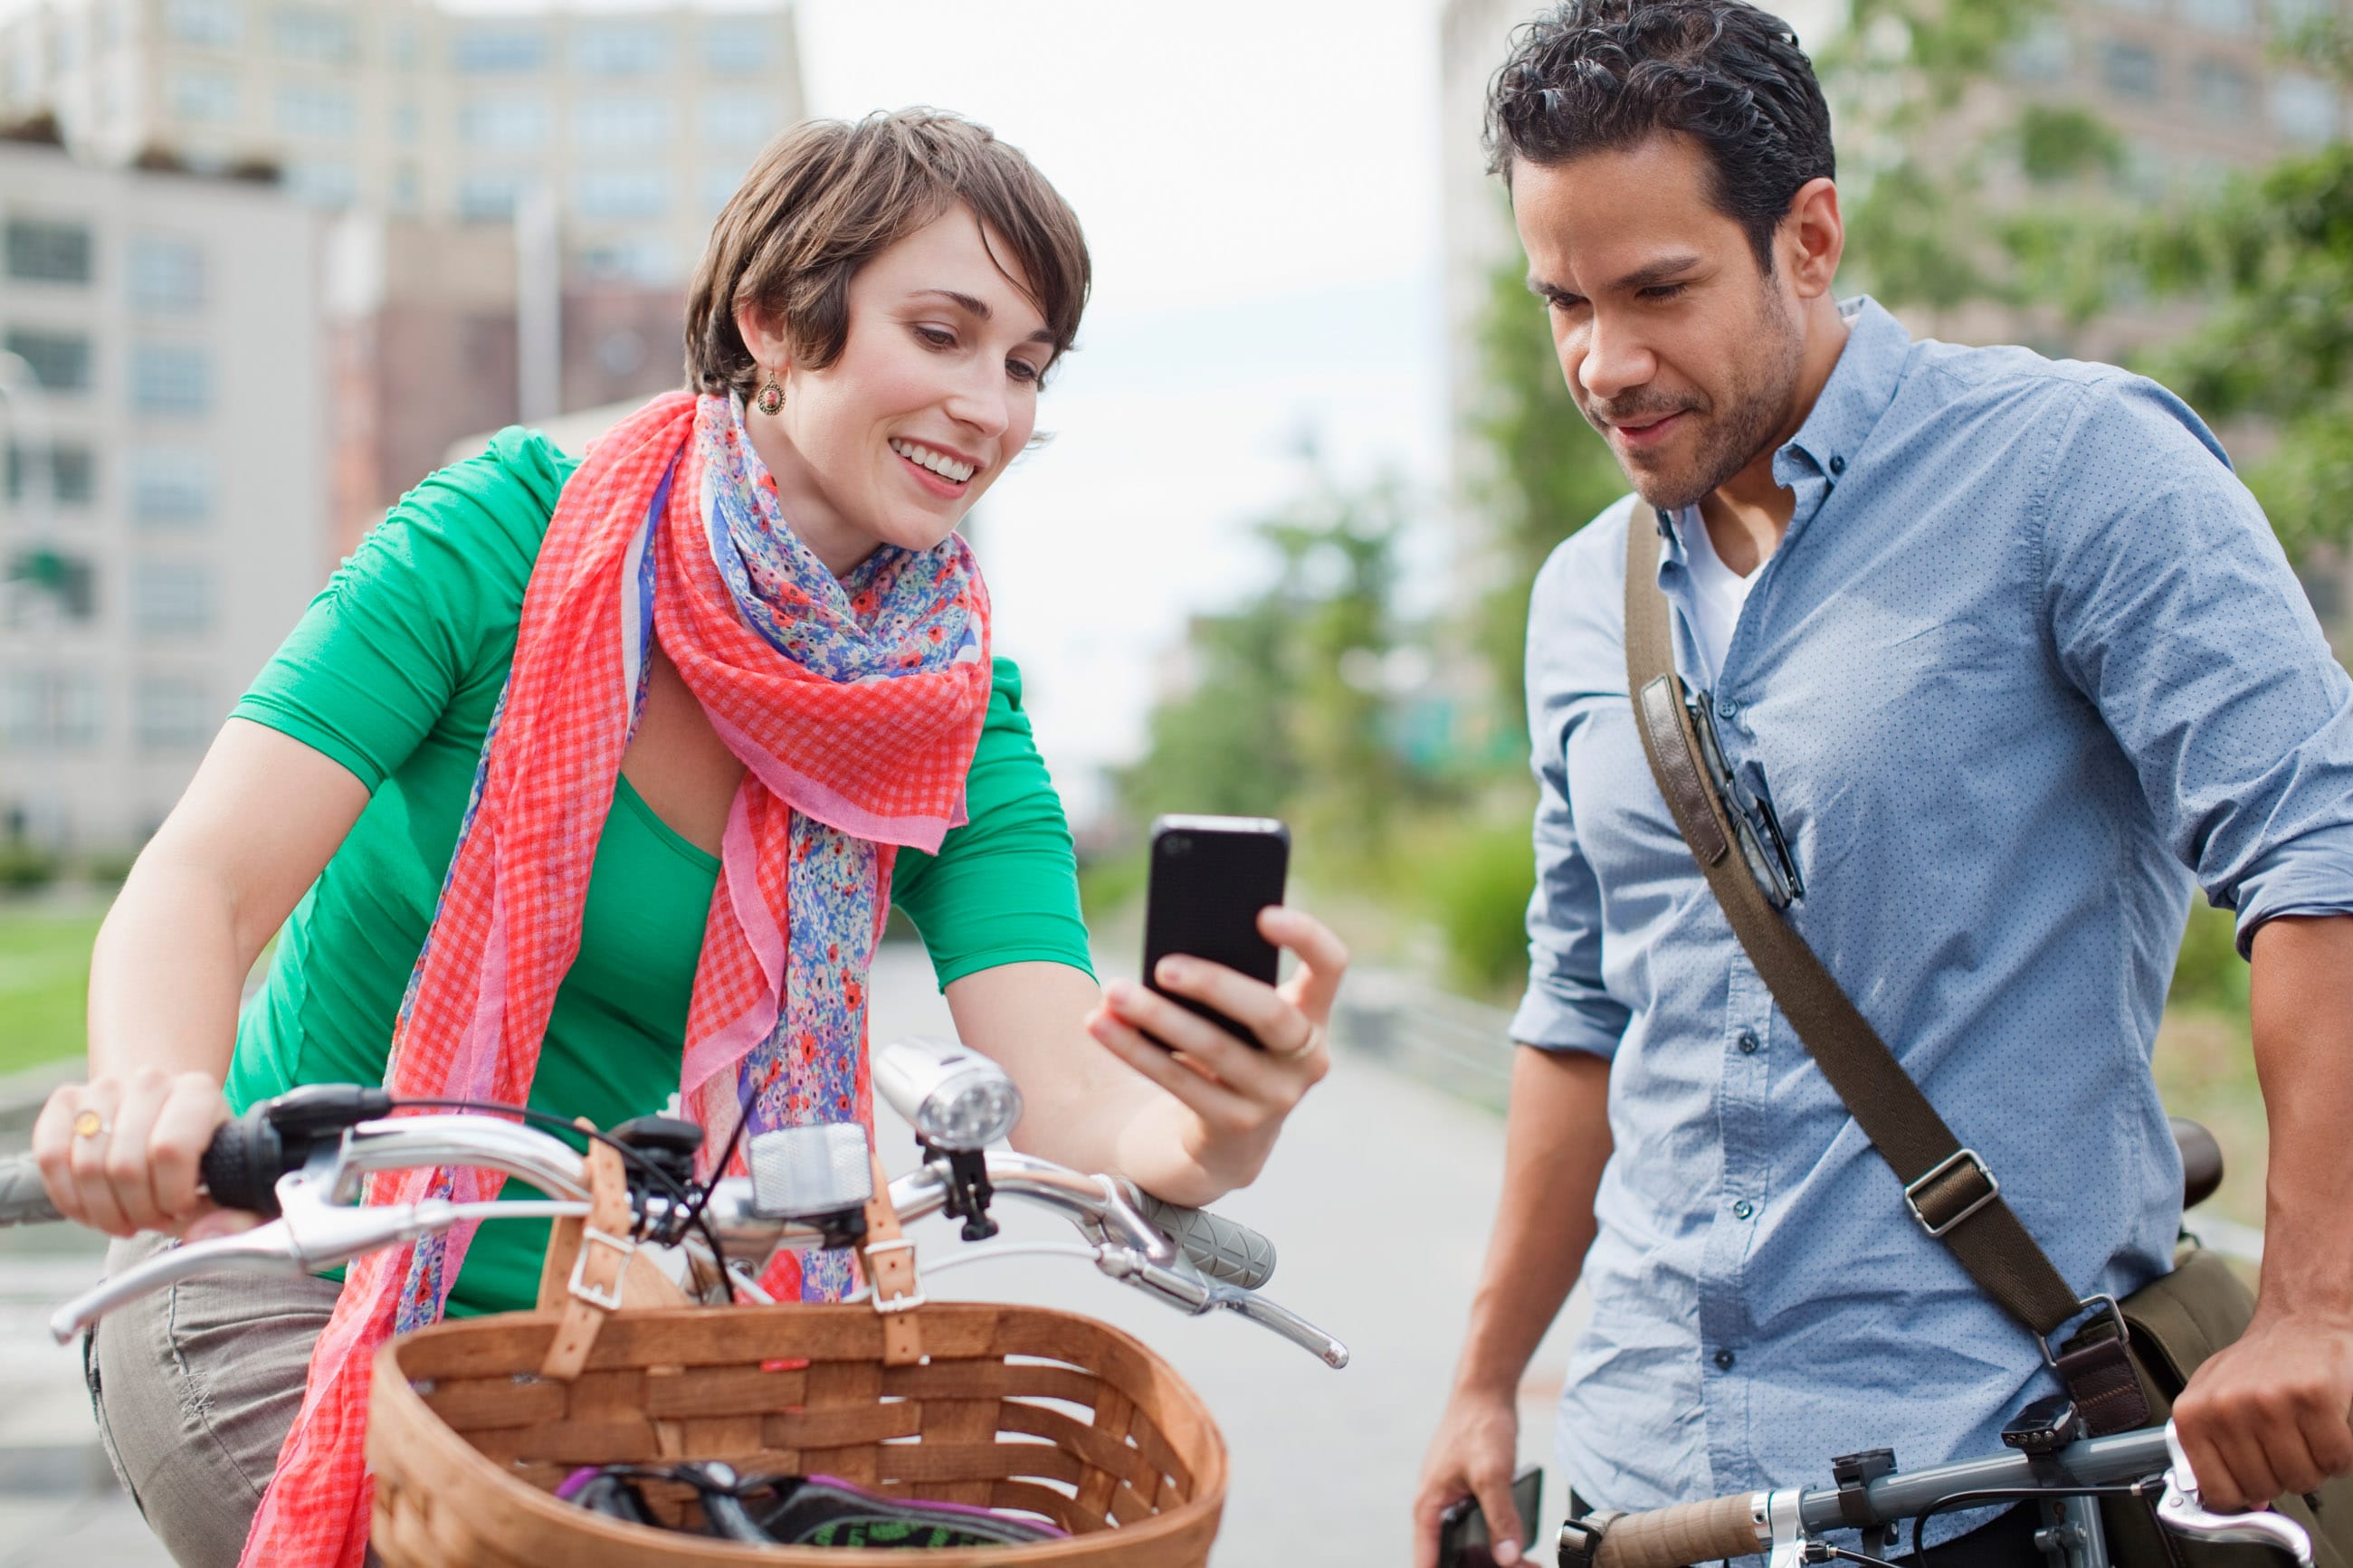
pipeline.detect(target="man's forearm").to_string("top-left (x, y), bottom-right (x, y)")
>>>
top-left (1452, 1044), bottom-right (1614, 1397)
top-left (2246, 914), bottom-right (2353, 1322)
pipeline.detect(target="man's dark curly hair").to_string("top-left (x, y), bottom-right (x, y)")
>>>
top-left (1484, 0), bottom-right (1834, 273)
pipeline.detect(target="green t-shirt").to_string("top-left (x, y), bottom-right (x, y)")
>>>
top-left (224, 428), bottom-right (1091, 1316)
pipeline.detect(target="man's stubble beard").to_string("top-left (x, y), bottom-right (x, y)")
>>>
top-left (1606, 286), bottom-right (1807, 516)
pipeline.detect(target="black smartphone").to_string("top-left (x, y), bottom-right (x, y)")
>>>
top-left (1139, 814), bottom-right (1290, 1048)
top-left (1437, 1465), bottom-right (1542, 1568)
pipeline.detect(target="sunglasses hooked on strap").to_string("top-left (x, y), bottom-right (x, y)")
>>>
top-left (1681, 681), bottom-right (1805, 909)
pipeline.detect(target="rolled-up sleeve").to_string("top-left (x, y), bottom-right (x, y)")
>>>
top-left (2039, 375), bottom-right (2353, 951)
top-left (1510, 537), bottom-right (1634, 1056)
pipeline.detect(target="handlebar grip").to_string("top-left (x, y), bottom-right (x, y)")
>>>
top-left (198, 1117), bottom-right (285, 1219)
top-left (1595, 1494), bottom-right (1763, 1568)
top-left (1133, 1193), bottom-right (1277, 1289)
top-left (0, 1153), bottom-right (64, 1227)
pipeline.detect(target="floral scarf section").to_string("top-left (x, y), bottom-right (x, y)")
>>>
top-left (238, 390), bottom-right (992, 1568)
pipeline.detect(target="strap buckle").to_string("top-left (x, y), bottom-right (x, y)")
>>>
top-left (2041, 1293), bottom-right (2127, 1374)
top-left (1904, 1148), bottom-right (2000, 1238)
top-left (862, 1237), bottom-right (927, 1315)
top-left (567, 1225), bottom-right (635, 1312)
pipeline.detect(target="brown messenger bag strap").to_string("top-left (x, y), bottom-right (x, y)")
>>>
top-left (1619, 513), bottom-right (2146, 1425)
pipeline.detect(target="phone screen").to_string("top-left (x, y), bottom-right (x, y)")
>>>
top-left (1140, 815), bottom-right (1289, 1047)
top-left (1437, 1466), bottom-right (1543, 1568)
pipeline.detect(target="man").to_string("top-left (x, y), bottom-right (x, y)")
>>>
top-left (1412, 4), bottom-right (2353, 1564)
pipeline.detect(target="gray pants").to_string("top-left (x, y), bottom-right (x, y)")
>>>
top-left (83, 1233), bottom-right (368, 1568)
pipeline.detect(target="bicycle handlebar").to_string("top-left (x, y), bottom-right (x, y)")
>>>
top-left (0, 1154), bottom-right (60, 1227)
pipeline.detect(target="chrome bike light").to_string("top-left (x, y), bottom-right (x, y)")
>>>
top-left (873, 1036), bottom-right (1023, 1151)
top-left (746, 1124), bottom-right (873, 1221)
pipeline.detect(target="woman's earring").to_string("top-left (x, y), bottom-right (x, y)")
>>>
top-left (754, 371), bottom-right (785, 415)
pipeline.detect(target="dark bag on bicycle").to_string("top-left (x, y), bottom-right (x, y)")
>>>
top-left (1620, 516), bottom-right (2353, 1568)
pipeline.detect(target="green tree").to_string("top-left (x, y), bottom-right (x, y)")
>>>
top-left (1465, 251), bottom-right (1629, 718)
top-left (1114, 468), bottom-right (1413, 868)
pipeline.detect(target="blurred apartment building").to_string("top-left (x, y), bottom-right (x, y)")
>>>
top-left (1437, 0), bottom-right (2353, 617)
top-left (0, 0), bottom-right (802, 287)
top-left (0, 128), bottom-right (324, 850)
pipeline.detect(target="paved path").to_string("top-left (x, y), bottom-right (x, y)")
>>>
top-left (0, 943), bottom-right (1581, 1563)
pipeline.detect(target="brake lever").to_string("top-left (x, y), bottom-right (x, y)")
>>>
top-left (2157, 1420), bottom-right (2315, 1568)
top-left (1093, 1248), bottom-right (1348, 1369)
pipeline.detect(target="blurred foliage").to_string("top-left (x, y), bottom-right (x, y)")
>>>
top-left (1413, 806), bottom-right (1539, 996)
top-left (0, 841), bottom-right (58, 892)
top-left (1113, 468), bottom-right (1414, 877)
top-left (0, 907), bottom-right (101, 1073)
top-left (2169, 899), bottom-right (2252, 1015)
top-left (1467, 252), bottom-right (1630, 719)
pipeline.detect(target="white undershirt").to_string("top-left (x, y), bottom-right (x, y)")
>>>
top-left (1676, 505), bottom-right (1760, 686)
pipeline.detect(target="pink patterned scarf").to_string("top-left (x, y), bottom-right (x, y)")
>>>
top-left (238, 390), bottom-right (992, 1565)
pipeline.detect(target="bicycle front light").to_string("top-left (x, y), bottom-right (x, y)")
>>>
top-left (873, 1036), bottom-right (1023, 1151)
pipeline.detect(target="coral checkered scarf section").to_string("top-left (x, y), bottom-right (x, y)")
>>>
top-left (237, 390), bottom-right (992, 1567)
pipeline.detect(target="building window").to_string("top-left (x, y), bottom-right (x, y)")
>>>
top-left (2006, 18), bottom-right (2072, 81)
top-left (700, 95), bottom-right (778, 148)
top-left (168, 67), bottom-right (238, 124)
top-left (3, 669), bottom-right (102, 747)
top-left (2192, 58), bottom-right (2257, 122)
top-left (4, 329), bottom-right (93, 393)
top-left (701, 19), bottom-right (771, 75)
top-left (392, 100), bottom-right (419, 144)
top-left (391, 165), bottom-right (421, 213)
top-left (132, 561), bottom-right (213, 634)
top-left (389, 21), bottom-right (419, 69)
top-left (702, 166), bottom-right (745, 221)
top-left (2181, 0), bottom-right (2258, 30)
top-left (460, 96), bottom-right (547, 149)
top-left (281, 162), bottom-right (357, 207)
top-left (573, 168), bottom-right (668, 221)
top-left (165, 0), bottom-right (239, 50)
top-left (458, 173), bottom-right (526, 223)
top-left (573, 24), bottom-right (668, 77)
top-left (130, 344), bottom-right (209, 414)
top-left (137, 677), bottom-right (213, 750)
top-left (573, 97), bottom-right (671, 148)
top-left (272, 5), bottom-right (356, 64)
top-left (453, 24), bottom-right (548, 74)
top-left (577, 236), bottom-right (677, 285)
top-left (2100, 40), bottom-right (2164, 100)
top-left (129, 237), bottom-right (205, 313)
top-left (5, 219), bottom-right (92, 284)
top-left (276, 81), bottom-right (355, 139)
top-left (129, 447), bottom-right (213, 525)
top-left (2273, 71), bottom-right (2340, 145)
top-left (5, 442), bottom-right (97, 507)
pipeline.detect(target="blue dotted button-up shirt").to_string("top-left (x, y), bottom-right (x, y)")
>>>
top-left (1513, 297), bottom-right (2353, 1522)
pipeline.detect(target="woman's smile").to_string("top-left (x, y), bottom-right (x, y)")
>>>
top-left (889, 435), bottom-right (980, 498)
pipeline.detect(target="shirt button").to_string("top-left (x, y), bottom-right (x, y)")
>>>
top-left (1829, 454), bottom-right (1846, 475)
top-left (1733, 1200), bottom-right (1755, 1221)
top-left (1714, 1349), bottom-right (1737, 1371)
top-left (1717, 697), bottom-right (1739, 719)
top-left (1738, 1031), bottom-right (1760, 1055)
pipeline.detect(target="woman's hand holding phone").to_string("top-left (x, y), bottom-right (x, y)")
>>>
top-left (1081, 903), bottom-right (1348, 1200)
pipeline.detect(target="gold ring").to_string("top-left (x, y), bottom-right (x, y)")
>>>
top-left (1271, 1025), bottom-right (1323, 1063)
top-left (72, 1108), bottom-right (107, 1139)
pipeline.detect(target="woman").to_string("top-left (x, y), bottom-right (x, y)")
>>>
top-left (33, 109), bottom-right (1344, 1568)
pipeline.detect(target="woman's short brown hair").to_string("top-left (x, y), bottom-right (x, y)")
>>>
top-left (685, 109), bottom-right (1091, 400)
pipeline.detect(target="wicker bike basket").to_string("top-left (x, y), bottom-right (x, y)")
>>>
top-left (365, 1146), bottom-right (1228, 1565)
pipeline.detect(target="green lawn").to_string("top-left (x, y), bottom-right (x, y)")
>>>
top-left (0, 904), bottom-right (105, 1076)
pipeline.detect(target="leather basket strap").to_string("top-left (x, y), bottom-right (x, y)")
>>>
top-left (1620, 515), bottom-right (2097, 1351)
top-left (539, 1135), bottom-right (637, 1381)
top-left (857, 1147), bottom-right (926, 1366)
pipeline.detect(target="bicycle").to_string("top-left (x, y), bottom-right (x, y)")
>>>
top-left (1537, 1121), bottom-right (2318, 1568)
top-left (0, 1035), bottom-right (1348, 1563)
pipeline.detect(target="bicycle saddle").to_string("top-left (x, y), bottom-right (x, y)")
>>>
top-left (2170, 1117), bottom-right (2224, 1212)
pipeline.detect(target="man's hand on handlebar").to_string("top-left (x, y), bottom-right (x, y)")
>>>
top-left (2170, 1307), bottom-right (2353, 1510)
top-left (1413, 1385), bottom-right (1528, 1568)
top-left (31, 1069), bottom-right (250, 1240)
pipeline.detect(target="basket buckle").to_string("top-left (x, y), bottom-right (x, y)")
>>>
top-left (861, 1236), bottom-right (927, 1315)
top-left (567, 1225), bottom-right (636, 1312)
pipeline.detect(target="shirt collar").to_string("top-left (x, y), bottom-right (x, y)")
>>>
top-left (1775, 294), bottom-right (1910, 486)
top-left (1653, 295), bottom-right (1912, 547)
